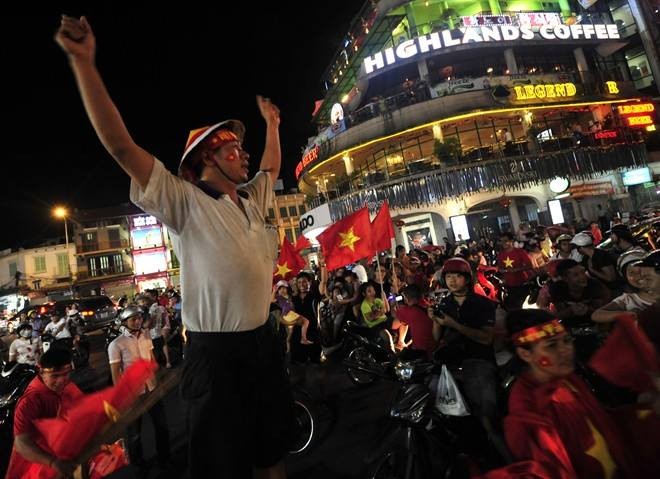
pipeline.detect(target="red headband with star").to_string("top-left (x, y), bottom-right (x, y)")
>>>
top-left (512, 319), bottom-right (566, 346)
top-left (203, 130), bottom-right (239, 151)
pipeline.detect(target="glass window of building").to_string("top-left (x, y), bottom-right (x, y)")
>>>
top-left (625, 46), bottom-right (655, 90)
top-left (298, 204), bottom-right (306, 215)
top-left (268, 208), bottom-right (275, 219)
top-left (285, 228), bottom-right (295, 244)
top-left (610, 0), bottom-right (637, 38)
top-left (100, 256), bottom-right (109, 272)
top-left (288, 206), bottom-right (298, 217)
top-left (279, 207), bottom-right (288, 218)
top-left (34, 256), bottom-right (46, 274)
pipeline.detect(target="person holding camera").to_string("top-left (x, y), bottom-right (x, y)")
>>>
top-left (427, 258), bottom-right (499, 427)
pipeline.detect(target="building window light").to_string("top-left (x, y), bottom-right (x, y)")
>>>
top-left (486, 67), bottom-right (494, 74)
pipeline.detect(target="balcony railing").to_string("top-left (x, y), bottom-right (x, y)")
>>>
top-left (79, 239), bottom-right (130, 253)
top-left (308, 141), bottom-right (648, 220)
top-left (76, 266), bottom-right (132, 281)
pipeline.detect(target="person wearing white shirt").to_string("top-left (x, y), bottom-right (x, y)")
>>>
top-left (108, 306), bottom-right (169, 469)
top-left (43, 314), bottom-right (71, 340)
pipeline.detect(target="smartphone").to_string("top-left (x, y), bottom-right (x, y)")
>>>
top-left (395, 295), bottom-right (403, 302)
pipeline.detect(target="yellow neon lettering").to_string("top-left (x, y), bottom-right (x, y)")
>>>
top-left (605, 81), bottom-right (619, 94)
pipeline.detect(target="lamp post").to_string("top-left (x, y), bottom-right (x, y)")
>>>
top-left (53, 206), bottom-right (70, 275)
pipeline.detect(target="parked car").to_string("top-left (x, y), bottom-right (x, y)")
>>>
top-left (51, 296), bottom-right (118, 332)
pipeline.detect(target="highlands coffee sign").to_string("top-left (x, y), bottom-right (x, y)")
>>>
top-left (364, 24), bottom-right (620, 74)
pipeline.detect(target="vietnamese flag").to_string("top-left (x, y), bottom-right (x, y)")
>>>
top-left (274, 237), bottom-right (306, 281)
top-left (589, 313), bottom-right (659, 393)
top-left (294, 234), bottom-right (312, 253)
top-left (317, 207), bottom-right (373, 271)
top-left (371, 201), bottom-right (395, 252)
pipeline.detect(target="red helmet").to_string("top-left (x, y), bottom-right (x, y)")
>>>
top-left (441, 257), bottom-right (473, 279)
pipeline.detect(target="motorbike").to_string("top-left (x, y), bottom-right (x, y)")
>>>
top-left (342, 321), bottom-right (398, 386)
top-left (0, 359), bottom-right (38, 473)
top-left (345, 358), bottom-right (511, 478)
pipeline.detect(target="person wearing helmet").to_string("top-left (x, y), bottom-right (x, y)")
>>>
top-left (56, 16), bottom-right (291, 478)
top-left (551, 234), bottom-right (583, 262)
top-left (8, 322), bottom-right (42, 365)
top-left (635, 250), bottom-right (660, 353)
top-left (428, 257), bottom-right (499, 429)
top-left (592, 249), bottom-right (654, 323)
top-left (571, 232), bottom-right (616, 284)
top-left (108, 305), bottom-right (170, 470)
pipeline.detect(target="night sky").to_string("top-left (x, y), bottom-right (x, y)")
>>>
top-left (2, 2), bottom-right (361, 250)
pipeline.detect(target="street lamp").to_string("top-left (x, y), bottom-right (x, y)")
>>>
top-left (53, 206), bottom-right (70, 275)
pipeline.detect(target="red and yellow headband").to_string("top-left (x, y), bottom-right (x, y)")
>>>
top-left (203, 130), bottom-right (239, 151)
top-left (511, 319), bottom-right (566, 346)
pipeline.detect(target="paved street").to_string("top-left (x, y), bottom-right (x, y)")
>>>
top-left (8, 332), bottom-right (401, 479)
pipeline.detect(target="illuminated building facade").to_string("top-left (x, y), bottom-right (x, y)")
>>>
top-left (298, 0), bottom-right (660, 248)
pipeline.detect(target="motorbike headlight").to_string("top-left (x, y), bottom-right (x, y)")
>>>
top-left (394, 360), bottom-right (415, 381)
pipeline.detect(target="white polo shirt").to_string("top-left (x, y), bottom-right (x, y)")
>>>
top-left (130, 159), bottom-right (276, 332)
top-left (108, 328), bottom-right (156, 391)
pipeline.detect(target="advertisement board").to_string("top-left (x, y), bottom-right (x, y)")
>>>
top-left (133, 251), bottom-right (168, 275)
top-left (131, 226), bottom-right (163, 249)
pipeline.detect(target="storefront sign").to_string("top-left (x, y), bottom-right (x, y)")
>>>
top-left (461, 15), bottom-right (512, 27)
top-left (300, 203), bottom-right (332, 239)
top-left (617, 102), bottom-right (656, 128)
top-left (364, 24), bottom-right (620, 74)
top-left (622, 167), bottom-right (652, 186)
top-left (549, 177), bottom-right (570, 193)
top-left (132, 215), bottom-right (158, 228)
top-left (605, 81), bottom-right (619, 94)
top-left (131, 226), bottom-right (163, 249)
top-left (516, 12), bottom-right (562, 28)
top-left (330, 103), bottom-right (344, 125)
top-left (595, 130), bottom-right (618, 139)
top-left (513, 83), bottom-right (576, 100)
top-left (295, 145), bottom-right (320, 179)
top-left (569, 182), bottom-right (614, 198)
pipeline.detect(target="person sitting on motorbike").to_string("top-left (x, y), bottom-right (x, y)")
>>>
top-left (391, 284), bottom-right (436, 359)
top-left (272, 280), bottom-right (313, 348)
top-left (42, 312), bottom-right (71, 341)
top-left (65, 304), bottom-right (84, 353)
top-left (8, 323), bottom-right (42, 366)
top-left (535, 259), bottom-right (562, 310)
top-left (571, 232), bottom-right (617, 285)
top-left (550, 259), bottom-right (611, 327)
top-left (497, 232), bottom-right (536, 310)
top-left (427, 258), bottom-right (499, 432)
top-left (6, 348), bottom-right (82, 479)
top-left (551, 234), bottom-right (583, 262)
top-left (592, 249), bottom-right (654, 323)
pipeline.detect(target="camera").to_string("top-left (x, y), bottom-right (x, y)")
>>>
top-left (429, 292), bottom-right (449, 317)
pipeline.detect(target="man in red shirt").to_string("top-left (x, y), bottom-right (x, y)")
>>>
top-left (496, 232), bottom-right (535, 310)
top-left (6, 348), bottom-right (83, 479)
top-left (392, 284), bottom-right (437, 358)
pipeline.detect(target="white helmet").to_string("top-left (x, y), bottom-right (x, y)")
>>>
top-left (617, 249), bottom-right (647, 276)
top-left (570, 232), bottom-right (593, 247)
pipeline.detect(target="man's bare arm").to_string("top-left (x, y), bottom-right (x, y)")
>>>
top-left (55, 15), bottom-right (154, 189)
top-left (256, 95), bottom-right (281, 184)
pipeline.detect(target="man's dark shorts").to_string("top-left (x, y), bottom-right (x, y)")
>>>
top-left (181, 322), bottom-right (293, 478)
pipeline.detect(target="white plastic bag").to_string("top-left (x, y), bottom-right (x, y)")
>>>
top-left (435, 364), bottom-right (470, 416)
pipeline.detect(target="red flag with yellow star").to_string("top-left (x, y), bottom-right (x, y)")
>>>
top-left (274, 237), bottom-right (306, 281)
top-left (371, 201), bottom-right (395, 252)
top-left (294, 234), bottom-right (312, 253)
top-left (317, 207), bottom-right (373, 271)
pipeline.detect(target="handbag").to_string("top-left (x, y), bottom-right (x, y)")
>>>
top-left (435, 364), bottom-right (470, 416)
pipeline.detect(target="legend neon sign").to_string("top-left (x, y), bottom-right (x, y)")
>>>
top-left (617, 102), bottom-right (656, 128)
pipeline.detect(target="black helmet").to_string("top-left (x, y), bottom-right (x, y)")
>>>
top-left (634, 250), bottom-right (660, 270)
top-left (16, 322), bottom-right (33, 334)
top-left (117, 305), bottom-right (143, 322)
